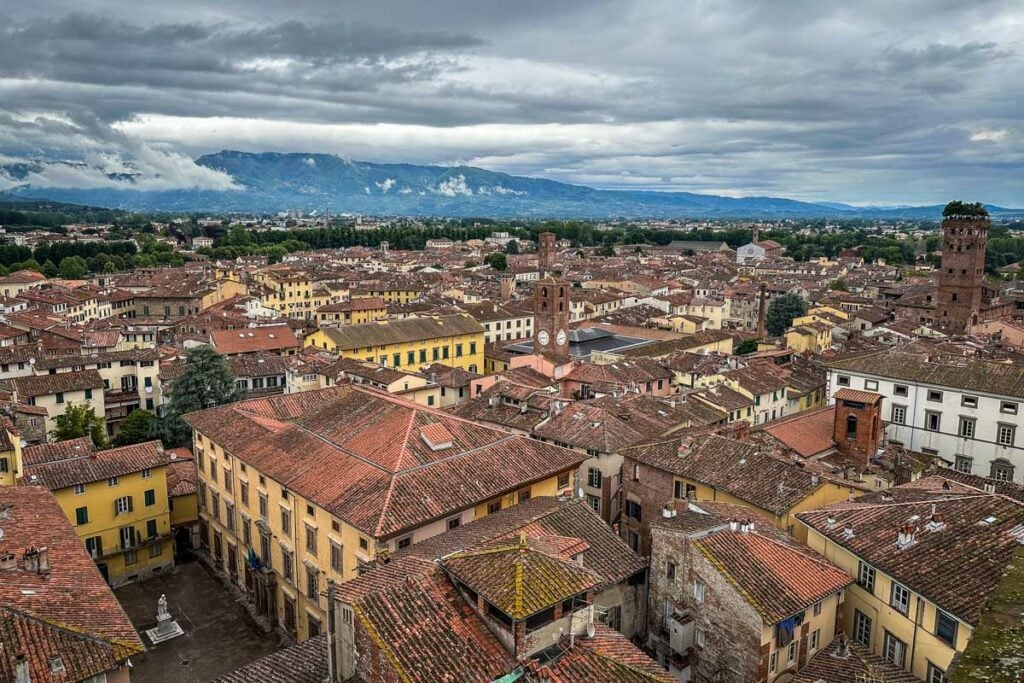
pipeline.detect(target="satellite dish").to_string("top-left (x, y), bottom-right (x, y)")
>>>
top-left (576, 487), bottom-right (584, 498)
top-left (586, 622), bottom-right (596, 638)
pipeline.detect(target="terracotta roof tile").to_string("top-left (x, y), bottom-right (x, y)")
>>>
top-left (441, 536), bottom-right (602, 619)
top-left (797, 478), bottom-right (1024, 624)
top-left (0, 485), bottom-right (143, 676)
top-left (693, 531), bottom-right (852, 623)
top-left (185, 386), bottom-right (584, 538)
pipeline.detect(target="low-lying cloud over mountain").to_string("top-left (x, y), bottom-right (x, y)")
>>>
top-left (5, 151), bottom-right (1021, 218)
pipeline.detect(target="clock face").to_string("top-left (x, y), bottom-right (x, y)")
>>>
top-left (556, 329), bottom-right (567, 346)
top-left (538, 330), bottom-right (550, 346)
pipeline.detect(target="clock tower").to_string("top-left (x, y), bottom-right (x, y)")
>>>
top-left (533, 277), bottom-right (570, 356)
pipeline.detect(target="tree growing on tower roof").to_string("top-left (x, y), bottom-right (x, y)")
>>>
top-left (943, 200), bottom-right (988, 218)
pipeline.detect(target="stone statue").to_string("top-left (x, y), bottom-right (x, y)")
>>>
top-left (147, 592), bottom-right (184, 643)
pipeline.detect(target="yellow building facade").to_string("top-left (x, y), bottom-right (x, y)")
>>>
top-left (305, 314), bottom-right (485, 374)
top-left (802, 526), bottom-right (970, 679)
top-left (186, 385), bottom-right (584, 642)
top-left (21, 439), bottom-right (174, 586)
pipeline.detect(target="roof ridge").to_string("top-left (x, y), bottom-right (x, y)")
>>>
top-left (0, 605), bottom-right (143, 655)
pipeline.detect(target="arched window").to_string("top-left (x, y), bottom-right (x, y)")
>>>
top-left (846, 415), bottom-right (858, 440)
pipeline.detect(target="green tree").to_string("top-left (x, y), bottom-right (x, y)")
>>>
top-left (829, 278), bottom-right (849, 292)
top-left (766, 293), bottom-right (807, 337)
top-left (598, 244), bottom-right (616, 257)
top-left (484, 252), bottom-right (508, 271)
top-left (735, 338), bottom-right (759, 355)
top-left (112, 409), bottom-right (158, 446)
top-left (505, 240), bottom-right (520, 255)
top-left (50, 404), bottom-right (107, 448)
top-left (156, 347), bottom-right (244, 447)
top-left (41, 259), bottom-right (58, 278)
top-left (58, 255), bottom-right (88, 279)
top-left (463, 259), bottom-right (478, 268)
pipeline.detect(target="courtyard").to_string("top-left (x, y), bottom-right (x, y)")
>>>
top-left (114, 561), bottom-right (287, 683)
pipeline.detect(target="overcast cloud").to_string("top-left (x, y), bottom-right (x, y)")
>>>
top-left (0, 0), bottom-right (1021, 204)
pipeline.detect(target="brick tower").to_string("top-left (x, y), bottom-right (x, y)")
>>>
top-left (537, 232), bottom-right (557, 276)
top-left (533, 277), bottom-right (570, 356)
top-left (832, 389), bottom-right (884, 466)
top-left (936, 203), bottom-right (990, 334)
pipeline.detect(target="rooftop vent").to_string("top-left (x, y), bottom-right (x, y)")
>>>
top-left (842, 525), bottom-right (855, 539)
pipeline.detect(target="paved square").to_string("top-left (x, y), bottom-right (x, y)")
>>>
top-left (115, 561), bottom-right (287, 682)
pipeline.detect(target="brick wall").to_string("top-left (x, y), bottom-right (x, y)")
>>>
top-left (620, 454), bottom-right (678, 557)
top-left (648, 524), bottom-right (764, 681)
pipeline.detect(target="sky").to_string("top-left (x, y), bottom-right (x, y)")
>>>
top-left (0, 0), bottom-right (1022, 205)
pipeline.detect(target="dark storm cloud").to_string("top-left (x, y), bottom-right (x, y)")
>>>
top-left (0, 0), bottom-right (1021, 203)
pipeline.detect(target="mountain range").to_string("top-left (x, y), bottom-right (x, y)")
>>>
top-left (3, 151), bottom-right (1022, 219)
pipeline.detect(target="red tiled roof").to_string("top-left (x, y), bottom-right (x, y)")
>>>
top-left (166, 458), bottom-right (197, 497)
top-left (441, 536), bottom-right (602, 619)
top-left (791, 637), bottom-right (918, 683)
top-left (212, 635), bottom-right (329, 683)
top-left (185, 386), bottom-right (585, 538)
top-left (694, 531), bottom-right (852, 623)
top-left (10, 370), bottom-right (104, 398)
top-left (542, 622), bottom-right (675, 683)
top-left (798, 479), bottom-right (1024, 624)
top-left (762, 406), bottom-right (836, 457)
top-left (22, 440), bottom-right (167, 490)
top-left (833, 388), bottom-right (883, 404)
top-left (0, 485), bottom-right (143, 680)
top-left (352, 571), bottom-right (518, 681)
top-left (211, 324), bottom-right (298, 355)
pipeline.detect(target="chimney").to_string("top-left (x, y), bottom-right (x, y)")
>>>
top-left (842, 525), bottom-right (854, 539)
top-left (756, 283), bottom-right (767, 337)
top-left (23, 546), bottom-right (49, 574)
top-left (896, 524), bottom-right (917, 550)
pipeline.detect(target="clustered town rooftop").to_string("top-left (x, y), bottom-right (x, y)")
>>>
top-left (1, 204), bottom-right (1023, 682)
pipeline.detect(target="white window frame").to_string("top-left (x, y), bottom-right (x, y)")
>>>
top-left (853, 610), bottom-right (872, 647)
top-left (858, 561), bottom-right (876, 593)
top-left (693, 579), bottom-right (706, 604)
top-left (890, 582), bottom-right (910, 615)
top-left (883, 631), bottom-right (907, 668)
top-left (997, 423), bottom-right (1016, 447)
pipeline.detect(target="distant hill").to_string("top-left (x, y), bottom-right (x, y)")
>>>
top-left (4, 152), bottom-right (1022, 219)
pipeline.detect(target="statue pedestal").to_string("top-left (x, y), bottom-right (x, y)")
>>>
top-left (145, 612), bottom-right (184, 644)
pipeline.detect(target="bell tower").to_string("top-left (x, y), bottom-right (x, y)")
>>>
top-left (533, 277), bottom-right (570, 356)
top-left (935, 201), bottom-right (989, 334)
